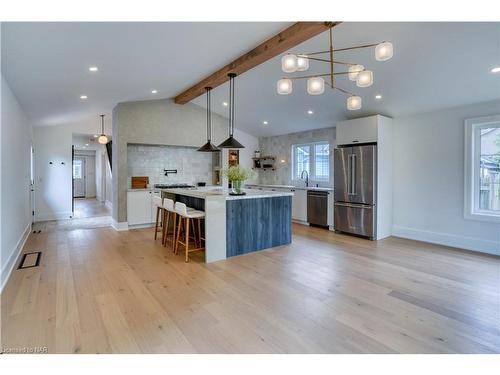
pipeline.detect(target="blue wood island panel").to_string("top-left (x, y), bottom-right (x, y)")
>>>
top-left (226, 196), bottom-right (292, 257)
top-left (175, 194), bottom-right (205, 211)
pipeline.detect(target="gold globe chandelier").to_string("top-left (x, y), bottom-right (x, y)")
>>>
top-left (277, 22), bottom-right (393, 110)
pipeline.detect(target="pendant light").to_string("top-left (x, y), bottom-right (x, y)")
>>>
top-left (218, 73), bottom-right (244, 149)
top-left (197, 87), bottom-right (220, 152)
top-left (98, 114), bottom-right (108, 144)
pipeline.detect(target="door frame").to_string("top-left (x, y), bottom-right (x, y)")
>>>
top-left (72, 145), bottom-right (74, 216)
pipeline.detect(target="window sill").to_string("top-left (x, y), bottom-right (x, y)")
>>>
top-left (464, 211), bottom-right (500, 223)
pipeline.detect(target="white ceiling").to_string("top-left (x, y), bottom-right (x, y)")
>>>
top-left (2, 22), bottom-right (500, 138)
top-left (1, 22), bottom-right (289, 126)
top-left (72, 133), bottom-right (107, 150)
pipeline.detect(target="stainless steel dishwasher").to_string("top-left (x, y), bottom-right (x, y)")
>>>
top-left (307, 190), bottom-right (328, 227)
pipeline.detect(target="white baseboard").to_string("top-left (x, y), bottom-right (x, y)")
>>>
top-left (35, 211), bottom-right (73, 222)
top-left (128, 223), bottom-right (155, 229)
top-left (392, 225), bottom-right (500, 256)
top-left (1, 222), bottom-right (32, 292)
top-left (112, 220), bottom-right (128, 231)
top-left (292, 219), bottom-right (309, 226)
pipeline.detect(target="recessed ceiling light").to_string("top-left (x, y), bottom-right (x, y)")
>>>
top-left (375, 94), bottom-right (382, 99)
top-left (307, 110), bottom-right (314, 115)
top-left (263, 121), bottom-right (268, 125)
top-left (151, 90), bottom-right (158, 94)
top-left (85, 144), bottom-right (89, 146)
top-left (80, 95), bottom-right (88, 100)
top-left (491, 67), bottom-right (500, 73)
top-left (222, 102), bottom-right (228, 106)
top-left (89, 66), bottom-right (98, 72)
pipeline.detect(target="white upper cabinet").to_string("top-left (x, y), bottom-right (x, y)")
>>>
top-left (336, 115), bottom-right (380, 146)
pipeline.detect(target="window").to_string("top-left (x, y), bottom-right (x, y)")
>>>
top-left (292, 142), bottom-right (330, 181)
top-left (73, 160), bottom-right (83, 179)
top-left (464, 115), bottom-right (500, 222)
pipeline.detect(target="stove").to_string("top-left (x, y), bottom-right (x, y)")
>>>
top-left (154, 183), bottom-right (195, 189)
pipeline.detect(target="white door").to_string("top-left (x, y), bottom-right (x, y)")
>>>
top-left (73, 157), bottom-right (86, 198)
top-left (85, 155), bottom-right (96, 198)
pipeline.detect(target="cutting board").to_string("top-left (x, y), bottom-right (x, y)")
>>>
top-left (131, 176), bottom-right (149, 189)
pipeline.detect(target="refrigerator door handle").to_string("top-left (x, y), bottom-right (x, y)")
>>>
top-left (347, 154), bottom-right (352, 195)
top-left (351, 154), bottom-right (356, 195)
top-left (334, 202), bottom-right (373, 209)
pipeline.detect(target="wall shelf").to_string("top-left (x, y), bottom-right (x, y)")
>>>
top-left (252, 156), bottom-right (276, 171)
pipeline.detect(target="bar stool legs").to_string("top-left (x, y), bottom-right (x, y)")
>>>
top-left (185, 218), bottom-right (190, 262)
top-left (162, 211), bottom-right (177, 249)
top-left (154, 206), bottom-right (160, 240)
top-left (174, 215), bottom-right (205, 262)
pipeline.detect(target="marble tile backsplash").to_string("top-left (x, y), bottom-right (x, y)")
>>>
top-left (258, 127), bottom-right (336, 188)
top-left (127, 144), bottom-right (212, 187)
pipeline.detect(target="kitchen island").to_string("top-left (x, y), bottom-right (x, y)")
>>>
top-left (161, 187), bottom-right (293, 262)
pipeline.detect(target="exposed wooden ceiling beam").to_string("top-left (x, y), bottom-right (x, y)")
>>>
top-left (174, 22), bottom-right (340, 104)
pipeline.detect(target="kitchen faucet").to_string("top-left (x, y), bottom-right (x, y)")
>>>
top-left (300, 170), bottom-right (309, 187)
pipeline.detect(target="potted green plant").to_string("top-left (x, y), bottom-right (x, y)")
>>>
top-left (223, 165), bottom-right (254, 195)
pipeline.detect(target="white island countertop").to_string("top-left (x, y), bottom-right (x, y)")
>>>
top-left (160, 186), bottom-right (293, 200)
top-left (246, 184), bottom-right (333, 192)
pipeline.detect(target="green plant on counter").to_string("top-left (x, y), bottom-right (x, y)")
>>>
top-left (222, 165), bottom-right (254, 194)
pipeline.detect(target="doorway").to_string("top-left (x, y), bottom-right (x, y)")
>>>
top-left (73, 156), bottom-right (86, 198)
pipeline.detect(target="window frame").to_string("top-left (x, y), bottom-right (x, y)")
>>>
top-left (291, 141), bottom-right (330, 183)
top-left (464, 115), bottom-right (500, 223)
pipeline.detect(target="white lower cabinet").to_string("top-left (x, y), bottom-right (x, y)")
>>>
top-left (327, 191), bottom-right (334, 228)
top-left (127, 190), bottom-right (156, 226)
top-left (291, 189), bottom-right (307, 222)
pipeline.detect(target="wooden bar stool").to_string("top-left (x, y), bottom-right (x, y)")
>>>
top-left (152, 195), bottom-right (164, 241)
top-left (174, 202), bottom-right (205, 262)
top-left (162, 198), bottom-right (177, 248)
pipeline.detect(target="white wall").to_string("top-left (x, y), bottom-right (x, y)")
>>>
top-left (33, 125), bottom-right (73, 221)
top-left (1, 75), bottom-right (32, 290)
top-left (33, 120), bottom-right (113, 221)
top-left (392, 100), bottom-right (500, 255)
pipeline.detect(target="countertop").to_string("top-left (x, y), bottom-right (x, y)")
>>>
top-left (127, 187), bottom-right (156, 192)
top-left (160, 186), bottom-right (293, 200)
top-left (246, 184), bottom-right (333, 192)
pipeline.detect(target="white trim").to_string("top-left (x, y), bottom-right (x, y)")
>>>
top-left (291, 141), bottom-right (330, 182)
top-left (112, 220), bottom-right (129, 231)
top-left (292, 219), bottom-right (309, 226)
top-left (392, 225), bottom-right (500, 256)
top-left (464, 115), bottom-right (500, 223)
top-left (1, 223), bottom-right (32, 292)
top-left (35, 211), bottom-right (73, 222)
top-left (127, 223), bottom-right (155, 229)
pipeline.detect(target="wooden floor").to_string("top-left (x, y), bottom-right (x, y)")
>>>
top-left (1, 224), bottom-right (499, 354)
top-left (73, 198), bottom-right (111, 219)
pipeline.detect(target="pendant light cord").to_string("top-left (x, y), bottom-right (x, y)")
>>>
top-left (228, 73), bottom-right (236, 137)
top-left (100, 114), bottom-right (105, 135)
top-left (205, 87), bottom-right (212, 142)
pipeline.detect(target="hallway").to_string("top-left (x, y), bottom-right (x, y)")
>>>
top-left (73, 198), bottom-right (110, 219)
top-left (32, 199), bottom-right (112, 233)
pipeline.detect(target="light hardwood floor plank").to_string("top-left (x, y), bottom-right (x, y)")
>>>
top-left (1, 224), bottom-right (498, 354)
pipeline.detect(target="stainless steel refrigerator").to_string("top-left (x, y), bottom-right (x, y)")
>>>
top-left (333, 145), bottom-right (377, 239)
